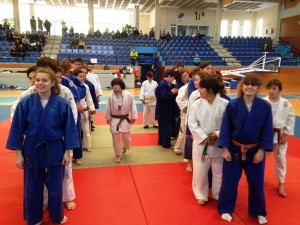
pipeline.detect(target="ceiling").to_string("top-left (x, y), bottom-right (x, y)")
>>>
top-left (1, 0), bottom-right (280, 14)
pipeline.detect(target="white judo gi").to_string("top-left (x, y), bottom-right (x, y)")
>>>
top-left (264, 96), bottom-right (295, 183)
top-left (139, 79), bottom-right (158, 127)
top-left (174, 84), bottom-right (189, 153)
top-left (105, 90), bottom-right (138, 156)
top-left (80, 83), bottom-right (95, 149)
top-left (10, 84), bottom-right (78, 204)
top-left (188, 94), bottom-right (228, 201)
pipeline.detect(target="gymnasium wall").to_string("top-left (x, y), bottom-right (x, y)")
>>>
top-left (280, 15), bottom-right (300, 52)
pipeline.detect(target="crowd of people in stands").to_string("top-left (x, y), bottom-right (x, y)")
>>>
top-left (8, 31), bottom-right (45, 57)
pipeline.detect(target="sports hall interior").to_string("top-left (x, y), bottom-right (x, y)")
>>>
top-left (0, 0), bottom-right (300, 224)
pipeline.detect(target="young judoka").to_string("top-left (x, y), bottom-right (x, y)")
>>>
top-left (139, 71), bottom-right (158, 129)
top-left (264, 79), bottom-right (295, 197)
top-left (155, 69), bottom-right (178, 148)
top-left (217, 74), bottom-right (273, 224)
top-left (188, 75), bottom-right (229, 205)
top-left (73, 68), bottom-right (96, 153)
top-left (6, 67), bottom-right (79, 225)
top-left (105, 78), bottom-right (138, 163)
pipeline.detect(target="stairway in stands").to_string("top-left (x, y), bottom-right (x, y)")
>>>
top-left (42, 35), bottom-right (62, 59)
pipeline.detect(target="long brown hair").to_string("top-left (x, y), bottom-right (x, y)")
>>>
top-left (35, 67), bottom-right (60, 95)
top-left (237, 74), bottom-right (262, 98)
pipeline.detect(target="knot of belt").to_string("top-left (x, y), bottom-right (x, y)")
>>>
top-left (201, 133), bottom-right (211, 161)
top-left (231, 139), bottom-right (259, 160)
top-left (111, 114), bottom-right (130, 131)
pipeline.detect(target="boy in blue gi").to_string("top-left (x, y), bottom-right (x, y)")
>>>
top-left (155, 69), bottom-right (178, 148)
top-left (217, 74), bottom-right (273, 224)
top-left (6, 67), bottom-right (79, 225)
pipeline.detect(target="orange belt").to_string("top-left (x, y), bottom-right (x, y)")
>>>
top-left (231, 139), bottom-right (259, 160)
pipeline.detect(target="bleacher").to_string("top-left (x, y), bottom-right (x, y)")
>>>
top-left (159, 36), bottom-right (226, 66)
top-left (57, 33), bottom-right (157, 65)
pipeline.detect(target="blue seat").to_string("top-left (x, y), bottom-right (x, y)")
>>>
top-left (66, 49), bottom-right (72, 54)
top-left (73, 49), bottom-right (79, 53)
top-left (79, 49), bottom-right (85, 54)
top-left (85, 49), bottom-right (91, 54)
top-left (96, 46), bottom-right (102, 50)
top-left (97, 50), bottom-right (103, 54)
top-left (61, 43), bottom-right (67, 49)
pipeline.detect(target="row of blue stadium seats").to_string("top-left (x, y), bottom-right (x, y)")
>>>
top-left (233, 52), bottom-right (280, 57)
top-left (164, 51), bottom-right (218, 57)
top-left (161, 47), bottom-right (213, 53)
top-left (166, 59), bottom-right (226, 67)
top-left (0, 57), bottom-right (38, 63)
top-left (60, 49), bottom-right (115, 55)
top-left (161, 42), bottom-right (210, 48)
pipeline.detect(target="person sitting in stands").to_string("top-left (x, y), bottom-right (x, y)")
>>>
top-left (115, 30), bottom-right (121, 38)
top-left (18, 43), bottom-right (27, 58)
top-left (166, 32), bottom-right (172, 41)
top-left (70, 38), bottom-right (79, 49)
top-left (35, 40), bottom-right (43, 52)
top-left (149, 28), bottom-right (155, 37)
top-left (13, 31), bottom-right (21, 41)
top-left (22, 35), bottom-right (31, 51)
top-left (37, 32), bottom-right (45, 47)
top-left (139, 30), bottom-right (143, 36)
top-left (94, 29), bottom-right (101, 38)
top-left (160, 31), bottom-right (166, 40)
top-left (6, 31), bottom-right (14, 41)
top-left (69, 26), bottom-right (74, 37)
top-left (10, 43), bottom-right (18, 57)
top-left (121, 29), bottom-right (127, 38)
top-left (133, 28), bottom-right (139, 36)
top-left (78, 39), bottom-right (85, 49)
top-left (193, 53), bottom-right (201, 66)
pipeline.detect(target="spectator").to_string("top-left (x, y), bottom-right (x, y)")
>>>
top-left (61, 20), bottom-right (68, 34)
top-left (70, 38), bottom-right (79, 49)
top-left (13, 31), bottom-right (21, 41)
top-left (69, 26), bottom-right (74, 37)
top-left (10, 43), bottom-right (18, 57)
top-left (133, 28), bottom-right (139, 36)
top-left (139, 30), bottom-right (143, 36)
top-left (6, 31), bottom-right (14, 42)
top-left (37, 17), bottom-right (43, 32)
top-left (18, 43), bottom-right (27, 57)
top-left (115, 30), bottom-right (121, 39)
top-left (166, 32), bottom-right (172, 41)
top-left (35, 40), bottom-right (43, 52)
top-left (22, 35), bottom-right (30, 51)
top-left (37, 32), bottom-right (45, 47)
top-left (130, 48), bottom-right (138, 66)
top-left (111, 30), bottom-right (116, 39)
top-left (160, 31), bottom-right (166, 40)
top-left (30, 16), bottom-right (36, 33)
top-left (121, 29), bottom-right (127, 38)
top-left (149, 28), bottom-right (154, 37)
top-left (78, 39), bottom-right (85, 49)
top-left (94, 29), bottom-right (101, 38)
top-left (44, 19), bottom-right (52, 35)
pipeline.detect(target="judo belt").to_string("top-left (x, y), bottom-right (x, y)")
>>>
top-left (201, 133), bottom-right (211, 161)
top-left (144, 96), bottom-right (156, 100)
top-left (273, 128), bottom-right (281, 154)
top-left (82, 107), bottom-right (89, 122)
top-left (111, 114), bottom-right (130, 131)
top-left (231, 139), bottom-right (259, 160)
top-left (26, 137), bottom-right (51, 182)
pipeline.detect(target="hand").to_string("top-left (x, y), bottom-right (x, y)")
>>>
top-left (186, 134), bottom-right (193, 140)
top-left (253, 149), bottom-right (265, 164)
top-left (171, 88), bottom-right (178, 94)
top-left (208, 133), bottom-right (218, 145)
top-left (106, 119), bottom-right (111, 125)
top-left (76, 104), bottom-right (84, 113)
top-left (130, 119), bottom-right (136, 124)
top-left (62, 150), bottom-right (71, 165)
top-left (222, 148), bottom-right (232, 161)
top-left (89, 110), bottom-right (96, 115)
top-left (182, 107), bottom-right (187, 113)
top-left (141, 100), bottom-right (145, 104)
top-left (280, 134), bottom-right (288, 144)
top-left (15, 151), bottom-right (24, 169)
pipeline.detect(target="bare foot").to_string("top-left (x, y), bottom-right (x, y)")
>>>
top-left (84, 148), bottom-right (92, 152)
top-left (75, 159), bottom-right (82, 165)
top-left (43, 204), bottom-right (48, 212)
top-left (122, 148), bottom-right (127, 154)
top-left (65, 201), bottom-right (76, 210)
top-left (115, 156), bottom-right (121, 163)
top-left (60, 216), bottom-right (68, 224)
top-left (197, 199), bottom-right (206, 205)
top-left (186, 160), bottom-right (193, 172)
top-left (35, 220), bottom-right (43, 225)
top-left (278, 183), bottom-right (287, 197)
top-left (174, 150), bottom-right (183, 155)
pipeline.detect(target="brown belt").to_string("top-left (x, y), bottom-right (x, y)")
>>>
top-left (111, 114), bottom-right (130, 131)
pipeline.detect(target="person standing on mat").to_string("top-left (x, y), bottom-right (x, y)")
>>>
top-left (155, 69), bottom-right (178, 148)
top-left (188, 75), bottom-right (228, 205)
top-left (217, 74), bottom-right (273, 224)
top-left (264, 79), bottom-right (295, 197)
top-left (105, 78), bottom-right (138, 163)
top-left (6, 67), bottom-right (79, 225)
top-left (139, 71), bottom-right (158, 129)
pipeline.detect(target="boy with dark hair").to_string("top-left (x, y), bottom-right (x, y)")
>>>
top-left (264, 79), bottom-right (295, 197)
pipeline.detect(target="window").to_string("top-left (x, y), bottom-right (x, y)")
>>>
top-left (220, 20), bottom-right (228, 37)
top-left (257, 18), bottom-right (263, 37)
top-left (242, 20), bottom-right (250, 37)
top-left (231, 19), bottom-right (239, 37)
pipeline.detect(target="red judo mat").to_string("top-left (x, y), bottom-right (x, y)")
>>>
top-left (1, 158), bottom-right (300, 225)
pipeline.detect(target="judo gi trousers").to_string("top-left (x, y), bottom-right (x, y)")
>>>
top-left (73, 114), bottom-right (83, 159)
top-left (158, 115), bottom-right (173, 148)
top-left (217, 159), bottom-right (267, 216)
top-left (24, 165), bottom-right (64, 225)
top-left (112, 132), bottom-right (130, 156)
top-left (143, 103), bottom-right (156, 126)
top-left (273, 143), bottom-right (288, 183)
top-left (174, 112), bottom-right (187, 153)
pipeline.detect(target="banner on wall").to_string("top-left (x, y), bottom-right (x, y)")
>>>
top-left (178, 12), bottom-right (184, 22)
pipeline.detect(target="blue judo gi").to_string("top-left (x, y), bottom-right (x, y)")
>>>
top-left (155, 79), bottom-right (178, 148)
top-left (62, 74), bottom-right (86, 159)
top-left (6, 93), bottom-right (79, 225)
top-left (217, 96), bottom-right (273, 217)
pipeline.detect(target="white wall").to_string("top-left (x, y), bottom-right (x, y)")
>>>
top-left (139, 14), bottom-right (150, 35)
top-left (255, 5), bottom-right (279, 39)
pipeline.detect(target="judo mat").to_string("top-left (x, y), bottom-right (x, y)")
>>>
top-left (0, 149), bottom-right (300, 225)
